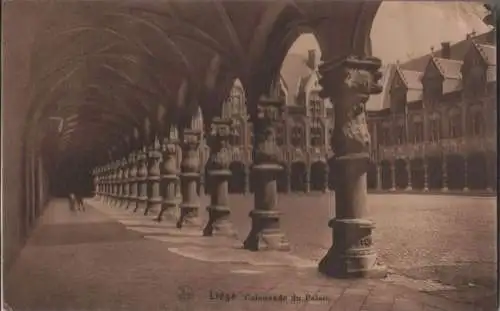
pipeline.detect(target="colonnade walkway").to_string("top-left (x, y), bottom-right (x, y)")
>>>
top-left (5, 198), bottom-right (495, 311)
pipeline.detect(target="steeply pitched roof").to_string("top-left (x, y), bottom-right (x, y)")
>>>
top-left (398, 69), bottom-right (423, 90)
top-left (476, 44), bottom-right (496, 65)
top-left (400, 29), bottom-right (495, 71)
top-left (432, 57), bottom-right (463, 79)
top-left (366, 64), bottom-right (396, 111)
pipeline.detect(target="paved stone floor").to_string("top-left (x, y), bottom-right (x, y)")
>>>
top-left (4, 194), bottom-right (498, 311)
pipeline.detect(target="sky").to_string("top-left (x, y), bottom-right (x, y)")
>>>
top-left (287, 1), bottom-right (490, 64)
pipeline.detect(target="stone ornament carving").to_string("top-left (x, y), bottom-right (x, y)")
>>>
top-left (180, 130), bottom-right (201, 173)
top-left (207, 117), bottom-right (233, 170)
top-left (253, 99), bottom-right (284, 164)
top-left (319, 56), bottom-right (383, 156)
top-left (161, 138), bottom-right (179, 176)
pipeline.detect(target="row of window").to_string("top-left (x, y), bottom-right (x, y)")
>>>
top-left (377, 111), bottom-right (485, 145)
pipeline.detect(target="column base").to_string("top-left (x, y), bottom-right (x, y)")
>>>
top-left (203, 205), bottom-right (237, 238)
top-left (176, 203), bottom-right (201, 229)
top-left (134, 197), bottom-right (148, 213)
top-left (389, 187), bottom-right (396, 192)
top-left (441, 187), bottom-right (449, 192)
top-left (156, 201), bottom-right (178, 222)
top-left (463, 187), bottom-right (469, 192)
top-left (318, 248), bottom-right (387, 279)
top-left (405, 186), bottom-right (412, 191)
top-left (486, 187), bottom-right (493, 192)
top-left (243, 210), bottom-right (290, 252)
top-left (145, 197), bottom-right (163, 216)
top-left (423, 187), bottom-right (429, 192)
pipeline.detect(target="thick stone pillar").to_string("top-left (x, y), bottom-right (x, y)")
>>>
top-left (103, 166), bottom-right (108, 202)
top-left (120, 158), bottom-right (129, 208)
top-left (203, 118), bottom-right (237, 237)
top-left (135, 148), bottom-right (148, 213)
top-left (110, 161), bottom-right (117, 206)
top-left (106, 164), bottom-right (112, 203)
top-left (463, 157), bottom-right (469, 192)
top-left (285, 166), bottom-right (291, 194)
top-left (176, 129), bottom-right (202, 228)
top-left (485, 155), bottom-right (493, 192)
top-left (390, 161), bottom-right (396, 191)
top-left (305, 168), bottom-right (311, 193)
top-left (376, 164), bottom-right (382, 190)
top-left (115, 159), bottom-right (124, 207)
top-left (405, 159), bottom-right (412, 191)
top-left (244, 166), bottom-right (251, 194)
top-left (145, 139), bottom-right (163, 216)
top-left (92, 169), bottom-right (98, 197)
top-left (441, 156), bottom-right (448, 192)
top-left (243, 97), bottom-right (290, 251)
top-left (157, 138), bottom-right (179, 222)
top-left (324, 163), bottom-right (329, 192)
top-left (423, 159), bottom-right (429, 192)
top-left (317, 55), bottom-right (387, 278)
top-left (127, 151), bottom-right (138, 210)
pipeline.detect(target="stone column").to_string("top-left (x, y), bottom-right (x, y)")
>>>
top-left (376, 164), bottom-right (382, 190)
top-left (305, 167), bottom-right (311, 193)
top-left (441, 156), bottom-right (448, 192)
top-left (390, 161), bottom-right (396, 191)
top-left (176, 129), bottom-right (202, 228)
top-left (243, 97), bottom-right (290, 251)
top-left (317, 55), bottom-right (386, 278)
top-left (463, 156), bottom-right (469, 192)
top-left (127, 151), bottom-right (138, 210)
top-left (324, 163), bottom-right (329, 192)
top-left (115, 159), bottom-right (124, 207)
top-left (120, 158), bottom-right (129, 208)
top-left (157, 138), bottom-right (179, 222)
top-left (110, 161), bottom-right (117, 206)
top-left (134, 148), bottom-right (148, 213)
top-left (285, 166), bottom-right (291, 193)
top-left (244, 166), bottom-right (251, 194)
top-left (485, 154), bottom-right (493, 192)
top-left (203, 117), bottom-right (237, 237)
top-left (106, 164), bottom-right (112, 203)
top-left (145, 139), bottom-right (163, 217)
top-left (423, 159), bottom-right (429, 192)
top-left (92, 168), bottom-right (98, 198)
top-left (103, 165), bottom-right (108, 202)
top-left (405, 159), bottom-right (412, 191)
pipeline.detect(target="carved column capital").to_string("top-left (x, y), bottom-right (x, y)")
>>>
top-left (252, 98), bottom-right (284, 165)
top-left (319, 55), bottom-right (383, 157)
top-left (207, 117), bottom-right (234, 170)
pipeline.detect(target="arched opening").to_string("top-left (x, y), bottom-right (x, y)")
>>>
top-left (394, 159), bottom-right (408, 189)
top-left (290, 161), bottom-right (307, 192)
top-left (310, 161), bottom-right (327, 191)
top-left (446, 154), bottom-right (465, 190)
top-left (229, 161), bottom-right (246, 194)
top-left (380, 160), bottom-right (392, 190)
top-left (427, 156), bottom-right (443, 190)
top-left (367, 161), bottom-right (378, 190)
top-left (410, 158), bottom-right (425, 190)
top-left (467, 153), bottom-right (487, 190)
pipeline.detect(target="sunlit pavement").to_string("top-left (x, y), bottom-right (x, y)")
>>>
top-left (4, 194), bottom-right (497, 311)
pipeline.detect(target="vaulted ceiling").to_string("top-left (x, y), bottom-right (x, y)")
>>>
top-left (23, 0), bottom-right (381, 170)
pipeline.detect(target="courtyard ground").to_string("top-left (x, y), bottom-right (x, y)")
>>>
top-left (4, 193), bottom-right (497, 311)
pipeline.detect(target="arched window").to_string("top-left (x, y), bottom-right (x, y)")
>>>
top-left (429, 112), bottom-right (441, 142)
top-left (291, 125), bottom-right (304, 147)
top-left (310, 121), bottom-right (323, 147)
top-left (470, 110), bottom-right (484, 136)
top-left (448, 109), bottom-right (462, 138)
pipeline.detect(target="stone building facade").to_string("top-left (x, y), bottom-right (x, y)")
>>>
top-left (366, 30), bottom-right (496, 193)
top-left (212, 30), bottom-right (496, 194)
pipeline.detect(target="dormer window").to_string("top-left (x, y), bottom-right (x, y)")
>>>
top-left (422, 60), bottom-right (443, 106)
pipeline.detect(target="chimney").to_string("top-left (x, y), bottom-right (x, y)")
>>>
top-left (441, 42), bottom-right (451, 59)
top-left (307, 50), bottom-right (317, 69)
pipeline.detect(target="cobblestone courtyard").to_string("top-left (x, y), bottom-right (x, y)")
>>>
top-left (5, 194), bottom-right (497, 311)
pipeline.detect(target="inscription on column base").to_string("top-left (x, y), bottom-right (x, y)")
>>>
top-left (243, 210), bottom-right (290, 252)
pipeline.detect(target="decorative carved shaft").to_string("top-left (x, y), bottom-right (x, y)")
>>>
top-left (317, 55), bottom-right (386, 278)
top-left (128, 152), bottom-right (138, 209)
top-left (158, 139), bottom-right (179, 222)
top-left (135, 148), bottom-right (149, 212)
top-left (177, 129), bottom-right (202, 228)
top-left (203, 117), bottom-right (237, 237)
top-left (145, 140), bottom-right (162, 216)
top-left (243, 98), bottom-right (289, 251)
